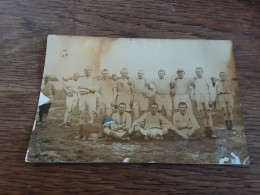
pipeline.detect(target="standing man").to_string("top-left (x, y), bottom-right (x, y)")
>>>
top-left (98, 69), bottom-right (117, 117)
top-left (132, 69), bottom-right (155, 120)
top-left (193, 67), bottom-right (216, 138)
top-left (172, 69), bottom-right (193, 113)
top-left (78, 66), bottom-right (98, 138)
top-left (151, 69), bottom-right (173, 120)
top-left (216, 72), bottom-right (235, 130)
top-left (38, 76), bottom-right (55, 126)
top-left (103, 102), bottom-right (131, 141)
top-left (172, 102), bottom-right (200, 140)
top-left (116, 68), bottom-right (133, 112)
top-left (60, 73), bottom-right (80, 126)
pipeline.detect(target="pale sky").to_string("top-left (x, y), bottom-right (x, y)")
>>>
top-left (44, 35), bottom-right (236, 80)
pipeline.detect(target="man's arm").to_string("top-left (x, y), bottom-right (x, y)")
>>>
top-left (132, 113), bottom-right (147, 127)
top-left (159, 113), bottom-right (174, 129)
top-left (207, 78), bottom-right (215, 102)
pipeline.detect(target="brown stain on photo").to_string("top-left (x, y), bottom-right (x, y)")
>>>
top-left (90, 37), bottom-right (118, 75)
top-left (226, 44), bottom-right (236, 79)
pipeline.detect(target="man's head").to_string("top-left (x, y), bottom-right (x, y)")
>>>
top-left (158, 69), bottom-right (165, 79)
top-left (137, 69), bottom-right (144, 79)
top-left (150, 102), bottom-right (159, 115)
top-left (101, 69), bottom-right (109, 80)
top-left (43, 76), bottom-right (50, 84)
top-left (211, 76), bottom-right (217, 84)
top-left (178, 102), bottom-right (187, 115)
top-left (219, 72), bottom-right (227, 81)
top-left (73, 73), bottom-right (80, 81)
top-left (195, 67), bottom-right (203, 78)
top-left (176, 69), bottom-right (185, 79)
top-left (120, 68), bottom-right (128, 79)
top-left (118, 102), bottom-right (126, 114)
top-left (84, 66), bottom-right (92, 77)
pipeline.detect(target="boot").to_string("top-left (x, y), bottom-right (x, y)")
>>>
top-left (110, 131), bottom-right (122, 140)
top-left (225, 120), bottom-right (229, 129)
top-left (229, 120), bottom-right (233, 130)
top-left (204, 127), bottom-right (210, 137)
top-left (208, 127), bottom-right (217, 139)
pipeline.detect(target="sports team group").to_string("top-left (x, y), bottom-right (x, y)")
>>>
top-left (39, 66), bottom-right (236, 141)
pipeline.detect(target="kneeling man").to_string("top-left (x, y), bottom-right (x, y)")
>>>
top-left (131, 103), bottom-right (173, 140)
top-left (172, 102), bottom-right (200, 139)
top-left (103, 102), bottom-right (131, 141)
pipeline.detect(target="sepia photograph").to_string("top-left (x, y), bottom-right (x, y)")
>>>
top-left (26, 35), bottom-right (249, 164)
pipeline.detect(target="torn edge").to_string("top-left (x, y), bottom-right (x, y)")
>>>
top-left (32, 120), bottom-right (36, 131)
top-left (25, 149), bottom-right (30, 162)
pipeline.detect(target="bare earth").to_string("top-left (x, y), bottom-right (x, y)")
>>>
top-left (27, 91), bottom-right (249, 164)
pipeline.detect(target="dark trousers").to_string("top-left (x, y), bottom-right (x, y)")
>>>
top-left (39, 103), bottom-right (52, 122)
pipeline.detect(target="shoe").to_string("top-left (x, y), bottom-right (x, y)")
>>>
top-left (204, 127), bottom-right (210, 137)
top-left (210, 134), bottom-right (217, 139)
top-left (228, 120), bottom-right (233, 130)
top-left (144, 136), bottom-right (150, 141)
top-left (225, 120), bottom-right (229, 129)
top-left (122, 137), bottom-right (130, 142)
top-left (66, 122), bottom-right (71, 126)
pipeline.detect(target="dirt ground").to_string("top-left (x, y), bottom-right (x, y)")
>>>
top-left (26, 91), bottom-right (249, 164)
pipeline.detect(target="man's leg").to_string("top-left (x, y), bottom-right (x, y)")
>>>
top-left (165, 109), bottom-right (172, 121)
top-left (205, 109), bottom-right (216, 138)
top-left (170, 126), bottom-right (189, 140)
top-left (133, 107), bottom-right (140, 121)
top-left (39, 105), bottom-right (44, 123)
top-left (222, 106), bottom-right (229, 129)
top-left (165, 95), bottom-right (173, 120)
top-left (105, 108), bottom-right (113, 117)
top-left (86, 94), bottom-right (96, 124)
top-left (227, 106), bottom-right (233, 130)
top-left (187, 125), bottom-right (200, 137)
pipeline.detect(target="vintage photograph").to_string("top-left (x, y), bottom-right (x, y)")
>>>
top-left (26, 35), bottom-right (249, 164)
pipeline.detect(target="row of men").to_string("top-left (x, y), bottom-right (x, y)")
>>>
top-left (39, 66), bottom-right (235, 139)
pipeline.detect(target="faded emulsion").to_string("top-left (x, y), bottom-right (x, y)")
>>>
top-left (26, 36), bottom-right (249, 164)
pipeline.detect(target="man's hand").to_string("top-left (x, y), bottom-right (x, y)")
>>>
top-left (68, 92), bottom-right (73, 97)
top-left (127, 80), bottom-right (132, 86)
top-left (111, 100), bottom-right (116, 107)
top-left (209, 101), bottom-right (214, 107)
top-left (187, 124), bottom-right (193, 129)
top-left (142, 93), bottom-right (148, 98)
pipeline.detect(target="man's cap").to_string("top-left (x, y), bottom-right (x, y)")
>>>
top-left (176, 68), bottom-right (184, 73)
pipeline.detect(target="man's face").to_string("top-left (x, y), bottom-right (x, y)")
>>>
top-left (195, 69), bottom-right (203, 78)
top-left (179, 105), bottom-right (187, 115)
top-left (158, 71), bottom-right (165, 79)
top-left (121, 70), bottom-right (128, 78)
top-left (73, 74), bottom-right (79, 81)
top-left (137, 71), bottom-right (144, 79)
top-left (119, 104), bottom-right (126, 114)
top-left (177, 71), bottom-right (184, 79)
top-left (84, 68), bottom-right (92, 76)
top-left (219, 73), bottom-right (226, 81)
top-left (102, 71), bottom-right (109, 79)
top-left (151, 105), bottom-right (158, 115)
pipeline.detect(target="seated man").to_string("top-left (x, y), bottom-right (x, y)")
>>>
top-left (131, 102), bottom-right (173, 141)
top-left (172, 102), bottom-right (200, 140)
top-left (103, 102), bottom-right (131, 141)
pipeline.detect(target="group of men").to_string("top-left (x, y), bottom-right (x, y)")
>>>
top-left (56, 65), bottom-right (235, 141)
